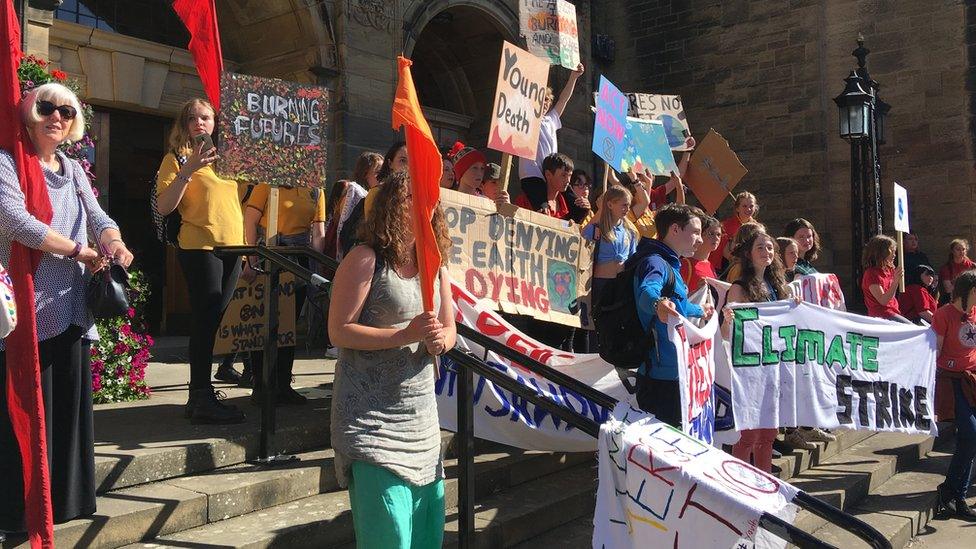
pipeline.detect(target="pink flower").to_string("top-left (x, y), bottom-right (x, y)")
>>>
top-left (113, 342), bottom-right (130, 355)
top-left (51, 70), bottom-right (67, 81)
top-left (92, 373), bottom-right (102, 392)
top-left (120, 324), bottom-right (133, 336)
top-left (127, 308), bottom-right (136, 319)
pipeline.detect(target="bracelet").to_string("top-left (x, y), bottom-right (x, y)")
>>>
top-left (66, 241), bottom-right (82, 259)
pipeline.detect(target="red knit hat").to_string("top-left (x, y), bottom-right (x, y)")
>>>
top-left (449, 141), bottom-right (486, 180)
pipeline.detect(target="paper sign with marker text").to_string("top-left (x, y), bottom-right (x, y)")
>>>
top-left (893, 182), bottom-right (910, 234)
top-left (592, 76), bottom-right (628, 170)
top-left (487, 41), bottom-right (550, 159)
top-left (518, 0), bottom-right (580, 70)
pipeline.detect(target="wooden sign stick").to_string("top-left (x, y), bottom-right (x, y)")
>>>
top-left (499, 153), bottom-right (514, 192)
top-left (267, 187), bottom-right (280, 244)
top-left (897, 231), bottom-right (906, 292)
top-left (601, 162), bottom-right (610, 195)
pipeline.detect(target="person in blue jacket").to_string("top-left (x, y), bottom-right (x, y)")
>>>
top-left (629, 204), bottom-right (715, 425)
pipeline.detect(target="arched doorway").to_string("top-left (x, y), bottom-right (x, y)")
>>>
top-left (407, 3), bottom-right (518, 153)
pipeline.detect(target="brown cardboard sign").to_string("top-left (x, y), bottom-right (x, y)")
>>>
top-left (684, 129), bottom-right (748, 214)
top-left (214, 272), bottom-right (297, 355)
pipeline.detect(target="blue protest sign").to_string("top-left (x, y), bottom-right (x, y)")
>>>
top-left (591, 76), bottom-right (628, 169)
top-left (621, 117), bottom-right (679, 176)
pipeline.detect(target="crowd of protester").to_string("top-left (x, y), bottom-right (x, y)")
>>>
top-left (3, 61), bottom-right (976, 545)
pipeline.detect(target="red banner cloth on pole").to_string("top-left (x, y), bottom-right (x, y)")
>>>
top-left (1, 1), bottom-right (55, 547)
top-left (392, 56), bottom-right (443, 311)
top-left (172, 0), bottom-right (224, 110)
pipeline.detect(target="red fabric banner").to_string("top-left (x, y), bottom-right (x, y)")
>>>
top-left (1, 1), bottom-right (55, 547)
top-left (172, 0), bottom-right (224, 110)
top-left (392, 56), bottom-right (443, 311)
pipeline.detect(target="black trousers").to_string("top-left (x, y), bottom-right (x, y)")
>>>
top-left (176, 249), bottom-right (242, 391)
top-left (0, 326), bottom-right (96, 529)
top-left (636, 377), bottom-right (681, 427)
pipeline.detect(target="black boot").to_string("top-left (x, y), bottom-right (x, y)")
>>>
top-left (955, 498), bottom-right (976, 521)
top-left (237, 356), bottom-right (254, 388)
top-left (937, 483), bottom-right (959, 518)
top-left (187, 388), bottom-right (246, 424)
top-left (214, 358), bottom-right (242, 384)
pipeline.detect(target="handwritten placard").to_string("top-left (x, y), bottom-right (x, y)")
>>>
top-left (621, 117), bottom-right (679, 176)
top-left (592, 76), bottom-right (628, 170)
top-left (684, 129), bottom-right (748, 214)
top-left (218, 72), bottom-right (329, 187)
top-left (519, 0), bottom-right (580, 70)
top-left (488, 42), bottom-right (550, 159)
top-left (442, 189), bottom-right (591, 327)
top-left (213, 273), bottom-right (296, 355)
top-left (592, 92), bottom-right (693, 151)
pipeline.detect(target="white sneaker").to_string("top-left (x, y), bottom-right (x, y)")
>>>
top-left (324, 346), bottom-right (339, 359)
top-left (785, 429), bottom-right (817, 450)
top-left (802, 427), bottom-right (837, 443)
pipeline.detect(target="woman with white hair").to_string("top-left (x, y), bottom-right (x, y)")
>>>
top-left (0, 83), bottom-right (132, 532)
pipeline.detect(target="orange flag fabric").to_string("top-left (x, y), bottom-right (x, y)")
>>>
top-left (393, 56), bottom-right (443, 312)
top-left (172, 0), bottom-right (224, 109)
top-left (1, 1), bottom-right (55, 547)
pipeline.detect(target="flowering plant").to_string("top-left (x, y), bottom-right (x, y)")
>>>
top-left (18, 54), bottom-right (153, 402)
top-left (90, 268), bottom-right (153, 403)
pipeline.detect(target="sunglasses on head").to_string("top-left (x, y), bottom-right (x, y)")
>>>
top-left (36, 100), bottom-right (77, 120)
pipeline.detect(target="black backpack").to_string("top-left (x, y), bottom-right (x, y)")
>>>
top-left (592, 252), bottom-right (676, 369)
top-left (149, 153), bottom-right (187, 246)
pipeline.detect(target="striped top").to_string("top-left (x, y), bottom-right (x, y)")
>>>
top-left (0, 149), bottom-right (118, 348)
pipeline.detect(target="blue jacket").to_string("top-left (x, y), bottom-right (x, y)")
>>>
top-left (629, 238), bottom-right (704, 381)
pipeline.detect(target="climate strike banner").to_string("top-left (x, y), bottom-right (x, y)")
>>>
top-left (488, 41), bottom-right (550, 159)
top-left (729, 301), bottom-right (938, 435)
top-left (218, 72), bottom-right (329, 187)
top-left (593, 404), bottom-right (799, 549)
top-left (436, 282), bottom-right (632, 452)
top-left (441, 188), bottom-right (591, 327)
top-left (671, 314), bottom-right (720, 444)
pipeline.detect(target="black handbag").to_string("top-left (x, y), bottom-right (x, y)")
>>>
top-left (74, 175), bottom-right (131, 319)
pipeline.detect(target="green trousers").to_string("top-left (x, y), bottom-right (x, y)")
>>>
top-left (349, 461), bottom-right (445, 549)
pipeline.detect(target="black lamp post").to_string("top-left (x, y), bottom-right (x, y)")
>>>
top-left (833, 35), bottom-right (890, 308)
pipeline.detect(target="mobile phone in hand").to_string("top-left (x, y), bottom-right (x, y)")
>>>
top-left (193, 133), bottom-right (215, 153)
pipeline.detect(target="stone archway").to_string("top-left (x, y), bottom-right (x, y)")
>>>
top-left (404, 1), bottom-right (519, 150)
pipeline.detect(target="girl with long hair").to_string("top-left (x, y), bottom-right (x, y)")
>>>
top-left (155, 98), bottom-right (246, 424)
top-left (710, 191), bottom-right (758, 272)
top-left (861, 235), bottom-right (906, 321)
top-left (328, 171), bottom-right (456, 547)
top-left (940, 239), bottom-right (976, 304)
top-left (783, 218), bottom-right (820, 275)
top-left (776, 236), bottom-right (799, 282)
top-left (724, 230), bottom-right (790, 472)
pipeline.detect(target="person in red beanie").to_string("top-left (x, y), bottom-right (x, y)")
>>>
top-left (448, 141), bottom-right (487, 197)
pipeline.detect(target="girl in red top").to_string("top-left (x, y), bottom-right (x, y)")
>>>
top-left (932, 270), bottom-right (976, 519)
top-left (860, 235), bottom-right (905, 321)
top-left (898, 264), bottom-right (938, 324)
top-left (681, 213), bottom-right (721, 292)
top-left (709, 191), bottom-right (758, 272)
top-left (939, 238), bottom-right (976, 304)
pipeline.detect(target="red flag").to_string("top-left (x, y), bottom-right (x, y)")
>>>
top-left (172, 0), bottom-right (223, 109)
top-left (392, 56), bottom-right (442, 312)
top-left (1, 1), bottom-right (54, 547)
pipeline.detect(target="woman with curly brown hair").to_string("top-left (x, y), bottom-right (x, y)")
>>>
top-left (783, 218), bottom-right (821, 276)
top-left (328, 171), bottom-right (456, 548)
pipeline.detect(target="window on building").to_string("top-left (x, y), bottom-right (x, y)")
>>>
top-left (55, 0), bottom-right (189, 48)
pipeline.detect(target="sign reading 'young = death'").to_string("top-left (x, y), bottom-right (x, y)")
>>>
top-left (218, 71), bottom-right (329, 187)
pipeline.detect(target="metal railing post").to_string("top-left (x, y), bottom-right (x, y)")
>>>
top-left (259, 261), bottom-right (280, 460)
top-left (456, 357), bottom-right (475, 548)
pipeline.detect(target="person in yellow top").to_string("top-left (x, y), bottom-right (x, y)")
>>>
top-left (241, 182), bottom-right (327, 406)
top-left (155, 97), bottom-right (246, 425)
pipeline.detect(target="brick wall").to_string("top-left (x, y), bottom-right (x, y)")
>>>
top-left (593, 0), bottom-right (976, 293)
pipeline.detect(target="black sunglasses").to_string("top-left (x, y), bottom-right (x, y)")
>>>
top-left (36, 100), bottom-right (77, 120)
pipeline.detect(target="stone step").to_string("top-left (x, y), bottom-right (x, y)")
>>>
top-left (126, 462), bottom-right (597, 549)
top-left (771, 428), bottom-right (875, 481)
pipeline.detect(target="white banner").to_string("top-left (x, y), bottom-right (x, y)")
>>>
top-left (671, 314), bottom-right (719, 444)
top-left (436, 283), bottom-right (633, 452)
top-left (729, 301), bottom-right (937, 435)
top-left (790, 273), bottom-right (846, 311)
top-left (593, 404), bottom-right (799, 549)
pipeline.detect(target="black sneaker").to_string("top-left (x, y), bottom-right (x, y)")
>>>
top-left (237, 368), bottom-right (254, 388)
top-left (956, 498), bottom-right (976, 521)
top-left (277, 386), bottom-right (307, 406)
top-left (214, 364), bottom-right (242, 384)
top-left (188, 389), bottom-right (246, 424)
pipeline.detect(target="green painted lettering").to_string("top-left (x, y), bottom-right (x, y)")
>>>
top-left (778, 325), bottom-right (797, 362)
top-left (761, 326), bottom-right (780, 365)
top-left (824, 334), bottom-right (848, 368)
top-left (796, 329), bottom-right (825, 365)
top-left (862, 336), bottom-right (879, 372)
top-left (732, 308), bottom-right (761, 367)
top-left (846, 332), bottom-right (862, 370)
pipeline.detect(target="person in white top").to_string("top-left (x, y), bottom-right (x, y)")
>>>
top-left (518, 63), bottom-right (585, 209)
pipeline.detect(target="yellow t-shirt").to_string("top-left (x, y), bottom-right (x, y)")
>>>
top-left (246, 184), bottom-right (326, 236)
top-left (156, 153), bottom-right (244, 250)
top-left (627, 209), bottom-right (657, 240)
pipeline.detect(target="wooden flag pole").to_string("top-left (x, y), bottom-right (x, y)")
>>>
top-left (499, 152), bottom-right (514, 192)
top-left (897, 230), bottom-right (905, 292)
top-left (267, 187), bottom-right (280, 244)
top-left (601, 162), bottom-right (610, 195)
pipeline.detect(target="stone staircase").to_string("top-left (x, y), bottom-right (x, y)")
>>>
top-left (0, 374), bottom-right (955, 548)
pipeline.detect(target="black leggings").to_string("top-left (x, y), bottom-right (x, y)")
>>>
top-left (177, 249), bottom-right (242, 391)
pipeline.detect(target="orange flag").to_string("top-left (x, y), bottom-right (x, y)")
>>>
top-left (393, 56), bottom-right (442, 312)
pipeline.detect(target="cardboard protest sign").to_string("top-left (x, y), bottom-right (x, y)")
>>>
top-left (893, 182), bottom-right (910, 233)
top-left (437, 282), bottom-right (631, 452)
top-left (218, 72), bottom-right (329, 187)
top-left (594, 404), bottom-right (800, 549)
top-left (441, 189), bottom-right (591, 327)
top-left (671, 314), bottom-right (719, 444)
top-left (214, 273), bottom-right (296, 355)
top-left (627, 93), bottom-right (692, 150)
top-left (684, 129), bottom-right (748, 214)
top-left (621, 117), bottom-right (679, 176)
top-left (488, 42), bottom-right (550, 159)
top-left (592, 76), bottom-right (628, 170)
top-left (519, 0), bottom-right (580, 70)
top-left (729, 301), bottom-right (937, 435)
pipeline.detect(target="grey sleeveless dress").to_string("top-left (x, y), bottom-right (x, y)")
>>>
top-left (330, 255), bottom-right (443, 488)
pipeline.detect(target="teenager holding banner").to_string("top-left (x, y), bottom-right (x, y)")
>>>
top-left (861, 235), bottom-right (907, 322)
top-left (328, 172), bottom-right (455, 548)
top-left (939, 239), bottom-right (975, 305)
top-left (155, 98), bottom-right (246, 424)
top-left (933, 270), bottom-right (976, 519)
top-left (632, 204), bottom-right (715, 425)
top-left (722, 230), bottom-right (791, 472)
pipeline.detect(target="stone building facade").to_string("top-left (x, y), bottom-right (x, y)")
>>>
top-left (16, 0), bottom-right (976, 327)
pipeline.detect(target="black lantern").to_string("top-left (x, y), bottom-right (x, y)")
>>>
top-left (833, 71), bottom-right (872, 141)
top-left (874, 97), bottom-right (890, 145)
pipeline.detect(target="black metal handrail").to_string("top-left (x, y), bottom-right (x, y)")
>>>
top-left (215, 245), bottom-right (891, 549)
